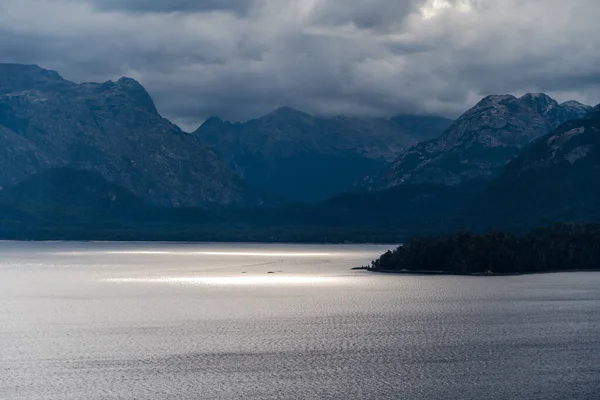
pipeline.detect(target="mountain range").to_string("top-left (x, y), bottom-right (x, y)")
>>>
top-left (471, 104), bottom-right (600, 227)
top-left (310, 103), bottom-right (600, 233)
top-left (373, 93), bottom-right (592, 189)
top-left (194, 107), bottom-right (452, 202)
top-left (0, 64), bottom-right (258, 207)
top-left (0, 63), bottom-right (598, 242)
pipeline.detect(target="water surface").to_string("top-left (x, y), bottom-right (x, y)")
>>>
top-left (1, 241), bottom-right (599, 399)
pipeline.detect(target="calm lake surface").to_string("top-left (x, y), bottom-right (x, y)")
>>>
top-left (1, 241), bottom-right (599, 399)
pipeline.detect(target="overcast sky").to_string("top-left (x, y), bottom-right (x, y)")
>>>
top-left (1, 0), bottom-right (599, 130)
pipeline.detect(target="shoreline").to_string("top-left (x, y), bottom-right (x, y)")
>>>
top-left (0, 239), bottom-right (400, 246)
top-left (361, 268), bottom-right (600, 276)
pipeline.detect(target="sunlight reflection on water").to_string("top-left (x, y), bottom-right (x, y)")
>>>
top-left (54, 251), bottom-right (337, 257)
top-left (104, 276), bottom-right (345, 286)
top-left (2, 242), bottom-right (600, 400)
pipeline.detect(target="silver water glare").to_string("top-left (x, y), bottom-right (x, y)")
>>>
top-left (1, 241), bottom-right (600, 400)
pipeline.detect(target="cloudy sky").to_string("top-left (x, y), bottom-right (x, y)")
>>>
top-left (0, 0), bottom-right (599, 130)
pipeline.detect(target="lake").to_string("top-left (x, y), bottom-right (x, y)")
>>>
top-left (1, 241), bottom-right (599, 399)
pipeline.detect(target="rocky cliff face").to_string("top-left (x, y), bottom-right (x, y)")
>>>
top-left (0, 64), bottom-right (257, 207)
top-left (194, 106), bottom-right (451, 202)
top-left (471, 105), bottom-right (600, 225)
top-left (375, 93), bottom-right (592, 189)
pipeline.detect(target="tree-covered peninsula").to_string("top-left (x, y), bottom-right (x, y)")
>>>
top-left (367, 224), bottom-right (600, 275)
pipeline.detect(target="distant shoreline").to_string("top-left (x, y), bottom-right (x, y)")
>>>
top-left (0, 239), bottom-right (400, 246)
top-left (364, 225), bottom-right (600, 276)
top-left (359, 268), bottom-right (600, 276)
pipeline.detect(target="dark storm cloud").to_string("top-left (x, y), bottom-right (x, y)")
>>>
top-left (0, 0), bottom-right (599, 131)
top-left (83, 0), bottom-right (257, 14)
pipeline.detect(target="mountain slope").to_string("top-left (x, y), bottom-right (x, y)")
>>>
top-left (0, 168), bottom-right (146, 222)
top-left (471, 105), bottom-right (600, 226)
top-left (0, 63), bottom-right (258, 207)
top-left (194, 107), bottom-right (451, 202)
top-left (313, 179), bottom-right (488, 227)
top-left (376, 93), bottom-right (592, 189)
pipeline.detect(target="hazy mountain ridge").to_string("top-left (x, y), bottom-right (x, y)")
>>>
top-left (195, 106), bottom-right (452, 202)
top-left (374, 93), bottom-right (593, 189)
top-left (0, 63), bottom-right (258, 207)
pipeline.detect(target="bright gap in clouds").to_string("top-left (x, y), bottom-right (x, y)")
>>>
top-left (420, 0), bottom-right (473, 19)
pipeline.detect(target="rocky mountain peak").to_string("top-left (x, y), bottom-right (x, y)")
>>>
top-left (0, 63), bottom-right (63, 81)
top-left (197, 116), bottom-right (230, 140)
top-left (114, 77), bottom-right (158, 114)
top-left (265, 106), bottom-right (311, 120)
top-left (0, 63), bottom-right (259, 207)
top-left (201, 116), bottom-right (225, 127)
top-left (561, 100), bottom-right (589, 110)
top-left (375, 93), bottom-right (592, 189)
top-left (519, 93), bottom-right (558, 114)
top-left (474, 94), bottom-right (517, 108)
top-left (0, 63), bottom-right (71, 95)
top-left (473, 93), bottom-right (563, 116)
top-left (82, 76), bottom-right (159, 115)
top-left (116, 77), bottom-right (141, 86)
top-left (545, 99), bottom-right (593, 125)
